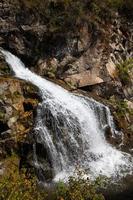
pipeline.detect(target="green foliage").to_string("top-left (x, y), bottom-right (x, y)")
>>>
top-left (116, 100), bottom-right (130, 117)
top-left (0, 156), bottom-right (47, 200)
top-left (56, 181), bottom-right (68, 199)
top-left (109, 96), bottom-right (132, 118)
top-left (0, 157), bottom-right (106, 200)
top-left (117, 58), bottom-right (133, 85)
top-left (56, 170), bottom-right (106, 200)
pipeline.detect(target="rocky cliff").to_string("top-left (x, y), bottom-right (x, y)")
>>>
top-left (0, 0), bottom-right (133, 176)
top-left (0, 64), bottom-right (40, 176)
top-left (0, 1), bottom-right (132, 92)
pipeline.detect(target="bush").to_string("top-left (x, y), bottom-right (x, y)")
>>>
top-left (109, 96), bottom-right (133, 118)
top-left (56, 170), bottom-right (106, 200)
top-left (0, 156), bottom-right (106, 200)
top-left (0, 156), bottom-right (47, 200)
top-left (116, 100), bottom-right (130, 117)
top-left (117, 58), bottom-right (133, 85)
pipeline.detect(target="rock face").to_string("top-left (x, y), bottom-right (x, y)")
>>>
top-left (0, 1), bottom-right (132, 95)
top-left (0, 76), bottom-right (39, 174)
top-left (0, 0), bottom-right (133, 176)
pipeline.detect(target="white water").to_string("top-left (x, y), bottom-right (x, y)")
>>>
top-left (1, 49), bottom-right (133, 182)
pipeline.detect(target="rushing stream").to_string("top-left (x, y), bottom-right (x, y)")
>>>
top-left (1, 49), bottom-right (133, 182)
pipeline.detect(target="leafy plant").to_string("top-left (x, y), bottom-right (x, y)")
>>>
top-left (0, 156), bottom-right (47, 200)
top-left (117, 58), bottom-right (133, 85)
top-left (56, 169), bottom-right (106, 200)
top-left (0, 156), bottom-right (107, 200)
top-left (109, 96), bottom-right (133, 118)
top-left (116, 100), bottom-right (129, 117)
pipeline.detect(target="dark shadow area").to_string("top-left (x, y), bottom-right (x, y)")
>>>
top-left (0, 120), bottom-right (9, 134)
top-left (105, 189), bottom-right (133, 200)
top-left (23, 102), bottom-right (33, 112)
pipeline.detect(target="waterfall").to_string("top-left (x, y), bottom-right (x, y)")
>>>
top-left (1, 49), bottom-right (133, 182)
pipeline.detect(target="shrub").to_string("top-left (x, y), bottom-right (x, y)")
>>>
top-left (0, 156), bottom-right (106, 200)
top-left (117, 58), bottom-right (133, 85)
top-left (116, 100), bottom-right (130, 117)
top-left (0, 156), bottom-right (47, 200)
top-left (56, 170), bottom-right (106, 200)
top-left (109, 96), bottom-right (133, 118)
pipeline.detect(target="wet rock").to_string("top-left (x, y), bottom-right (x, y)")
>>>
top-left (105, 126), bottom-right (122, 147)
top-left (34, 143), bottom-right (53, 182)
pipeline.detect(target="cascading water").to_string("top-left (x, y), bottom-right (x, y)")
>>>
top-left (1, 49), bottom-right (133, 182)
